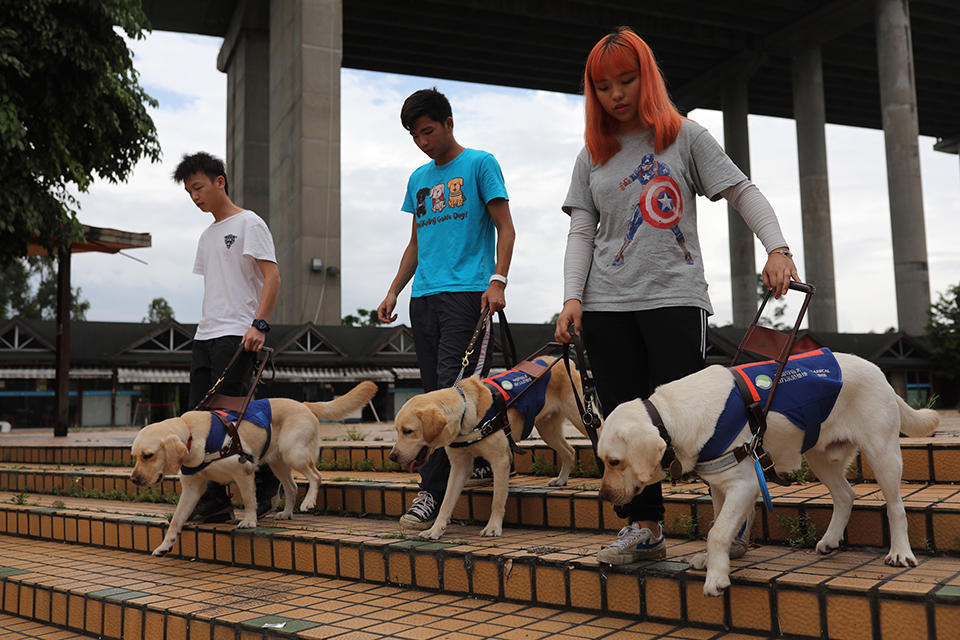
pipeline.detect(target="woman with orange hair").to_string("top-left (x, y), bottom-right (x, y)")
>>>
top-left (555, 27), bottom-right (798, 565)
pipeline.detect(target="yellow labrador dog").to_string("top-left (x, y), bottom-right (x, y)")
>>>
top-left (389, 357), bottom-right (592, 539)
top-left (131, 381), bottom-right (377, 556)
top-left (597, 351), bottom-right (938, 597)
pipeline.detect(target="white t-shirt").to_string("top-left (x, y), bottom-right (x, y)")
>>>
top-left (192, 210), bottom-right (277, 340)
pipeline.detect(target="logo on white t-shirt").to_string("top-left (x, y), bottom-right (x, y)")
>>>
top-left (224, 234), bottom-right (237, 249)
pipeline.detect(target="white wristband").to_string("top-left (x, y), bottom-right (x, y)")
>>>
top-left (489, 274), bottom-right (508, 286)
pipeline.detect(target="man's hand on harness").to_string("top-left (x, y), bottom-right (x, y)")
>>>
top-left (481, 280), bottom-right (506, 314)
top-left (554, 299), bottom-right (582, 343)
top-left (241, 326), bottom-right (266, 351)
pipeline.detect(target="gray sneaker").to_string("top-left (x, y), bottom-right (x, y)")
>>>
top-left (597, 523), bottom-right (666, 565)
top-left (399, 491), bottom-right (438, 531)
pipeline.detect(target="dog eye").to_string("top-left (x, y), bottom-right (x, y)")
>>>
top-left (607, 459), bottom-right (619, 467)
top-left (142, 453), bottom-right (153, 460)
top-left (401, 428), bottom-right (414, 436)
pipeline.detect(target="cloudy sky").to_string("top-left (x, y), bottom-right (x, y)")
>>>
top-left (70, 31), bottom-right (959, 333)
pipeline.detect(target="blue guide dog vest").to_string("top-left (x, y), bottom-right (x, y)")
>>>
top-left (698, 348), bottom-right (843, 463)
top-left (480, 359), bottom-right (552, 440)
top-left (181, 398), bottom-right (273, 475)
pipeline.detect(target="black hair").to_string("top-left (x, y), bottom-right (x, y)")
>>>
top-left (400, 87), bottom-right (453, 131)
top-left (172, 151), bottom-right (229, 195)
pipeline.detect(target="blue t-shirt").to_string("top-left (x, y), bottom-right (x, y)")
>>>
top-left (401, 148), bottom-right (509, 297)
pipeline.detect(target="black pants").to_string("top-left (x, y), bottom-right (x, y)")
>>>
top-left (582, 307), bottom-right (707, 523)
top-left (189, 335), bottom-right (256, 408)
top-left (410, 292), bottom-right (494, 500)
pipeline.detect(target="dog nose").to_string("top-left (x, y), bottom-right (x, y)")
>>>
top-left (388, 452), bottom-right (398, 463)
top-left (598, 486), bottom-right (611, 502)
top-left (130, 474), bottom-right (142, 486)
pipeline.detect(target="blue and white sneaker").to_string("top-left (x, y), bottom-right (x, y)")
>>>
top-left (597, 523), bottom-right (666, 564)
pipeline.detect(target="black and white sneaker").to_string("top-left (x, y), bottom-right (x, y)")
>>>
top-left (464, 459), bottom-right (517, 487)
top-left (399, 491), bottom-right (438, 531)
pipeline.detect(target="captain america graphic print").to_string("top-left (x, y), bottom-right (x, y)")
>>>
top-left (612, 154), bottom-right (693, 266)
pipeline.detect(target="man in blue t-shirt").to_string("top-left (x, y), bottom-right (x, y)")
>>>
top-left (377, 88), bottom-right (516, 531)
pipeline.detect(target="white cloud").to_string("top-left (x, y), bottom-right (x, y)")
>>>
top-left (69, 34), bottom-right (960, 335)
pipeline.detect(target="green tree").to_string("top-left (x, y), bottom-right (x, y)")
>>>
top-left (0, 0), bottom-right (160, 264)
top-left (143, 297), bottom-right (175, 323)
top-left (0, 257), bottom-right (89, 321)
top-left (927, 283), bottom-right (960, 382)
top-left (342, 308), bottom-right (380, 327)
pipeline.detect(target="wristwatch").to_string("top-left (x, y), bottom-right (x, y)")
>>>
top-left (252, 318), bottom-right (270, 332)
top-left (770, 249), bottom-right (793, 259)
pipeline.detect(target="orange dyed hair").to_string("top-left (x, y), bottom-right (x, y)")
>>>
top-left (583, 27), bottom-right (682, 165)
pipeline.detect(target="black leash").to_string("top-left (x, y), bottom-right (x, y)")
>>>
top-left (453, 308), bottom-right (519, 387)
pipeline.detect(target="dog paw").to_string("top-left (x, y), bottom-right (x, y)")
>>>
top-left (703, 572), bottom-right (730, 597)
top-left (273, 511), bottom-right (293, 521)
top-left (236, 518), bottom-right (257, 529)
top-left (547, 477), bottom-right (568, 487)
top-left (480, 524), bottom-right (502, 537)
top-left (689, 552), bottom-right (708, 570)
top-left (816, 540), bottom-right (840, 555)
top-left (422, 526), bottom-right (445, 540)
top-left (299, 500), bottom-right (316, 512)
top-left (885, 549), bottom-right (918, 567)
top-left (152, 545), bottom-right (171, 557)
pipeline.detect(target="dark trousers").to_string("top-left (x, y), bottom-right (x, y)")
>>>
top-left (582, 306), bottom-right (707, 523)
top-left (189, 335), bottom-right (256, 408)
top-left (189, 335), bottom-right (276, 500)
top-left (410, 292), bottom-right (493, 500)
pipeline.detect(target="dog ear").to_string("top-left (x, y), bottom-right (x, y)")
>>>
top-left (161, 435), bottom-right (188, 475)
top-left (638, 437), bottom-right (667, 485)
top-left (417, 406), bottom-right (449, 444)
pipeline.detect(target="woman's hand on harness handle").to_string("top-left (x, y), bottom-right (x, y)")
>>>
top-left (555, 299), bottom-right (583, 343)
top-left (762, 247), bottom-right (799, 299)
top-left (241, 326), bottom-right (266, 351)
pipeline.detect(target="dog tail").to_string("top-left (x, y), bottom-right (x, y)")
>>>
top-left (304, 381), bottom-right (378, 422)
top-left (896, 394), bottom-right (940, 437)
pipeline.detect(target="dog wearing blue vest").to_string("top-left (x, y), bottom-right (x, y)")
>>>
top-left (596, 350), bottom-right (939, 597)
top-left (389, 356), bottom-right (592, 539)
top-left (130, 381), bottom-right (377, 556)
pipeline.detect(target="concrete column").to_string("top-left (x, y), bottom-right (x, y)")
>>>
top-left (218, 1), bottom-right (271, 218)
top-left (792, 44), bottom-right (838, 332)
top-left (269, 0), bottom-right (342, 325)
top-left (722, 78), bottom-right (757, 328)
top-left (876, 0), bottom-right (930, 335)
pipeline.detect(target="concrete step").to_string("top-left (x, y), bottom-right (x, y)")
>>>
top-left (0, 491), bottom-right (959, 638)
top-left (2, 463), bottom-right (959, 555)
top-left (3, 434), bottom-right (960, 483)
top-left (0, 534), bottom-right (776, 640)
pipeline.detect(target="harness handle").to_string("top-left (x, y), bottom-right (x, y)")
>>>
top-left (196, 345), bottom-right (273, 465)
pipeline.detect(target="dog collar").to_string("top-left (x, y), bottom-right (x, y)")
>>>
top-left (644, 399), bottom-right (682, 479)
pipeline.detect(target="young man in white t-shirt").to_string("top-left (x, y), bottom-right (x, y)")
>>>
top-left (173, 152), bottom-right (282, 523)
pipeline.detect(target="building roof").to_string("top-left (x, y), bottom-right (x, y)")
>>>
top-left (0, 318), bottom-right (935, 380)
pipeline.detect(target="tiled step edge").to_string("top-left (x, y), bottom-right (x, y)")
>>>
top-left (4, 440), bottom-right (960, 483)
top-left (1, 504), bottom-right (960, 639)
top-left (2, 466), bottom-right (960, 554)
top-left (0, 566), bottom-right (321, 639)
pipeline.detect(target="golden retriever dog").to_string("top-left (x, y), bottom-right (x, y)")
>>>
top-left (389, 357), bottom-right (592, 539)
top-left (447, 177), bottom-right (465, 207)
top-left (131, 381), bottom-right (377, 556)
top-left (597, 351), bottom-right (938, 597)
